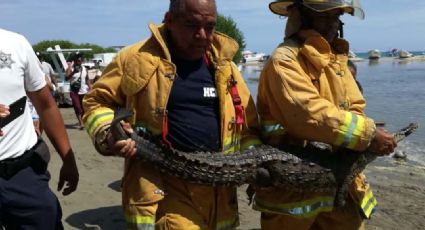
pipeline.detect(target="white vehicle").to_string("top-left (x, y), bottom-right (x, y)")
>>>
top-left (92, 53), bottom-right (117, 67)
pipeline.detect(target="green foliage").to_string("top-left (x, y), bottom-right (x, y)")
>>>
top-left (215, 14), bottom-right (246, 63)
top-left (32, 40), bottom-right (116, 63)
top-left (32, 16), bottom-right (246, 64)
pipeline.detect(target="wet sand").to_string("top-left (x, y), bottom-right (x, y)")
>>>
top-left (46, 108), bottom-right (425, 230)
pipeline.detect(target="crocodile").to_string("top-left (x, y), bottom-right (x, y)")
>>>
top-left (110, 108), bottom-right (418, 206)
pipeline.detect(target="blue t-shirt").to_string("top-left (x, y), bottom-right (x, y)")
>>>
top-left (166, 55), bottom-right (220, 152)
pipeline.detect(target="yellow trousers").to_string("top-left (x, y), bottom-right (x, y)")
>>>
top-left (261, 197), bottom-right (364, 230)
top-left (155, 175), bottom-right (239, 230)
top-left (122, 160), bottom-right (239, 230)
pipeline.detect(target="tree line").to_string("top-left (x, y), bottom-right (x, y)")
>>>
top-left (32, 15), bottom-right (245, 64)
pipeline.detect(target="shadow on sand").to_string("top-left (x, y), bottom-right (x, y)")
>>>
top-left (65, 124), bottom-right (82, 130)
top-left (66, 205), bottom-right (262, 230)
top-left (66, 205), bottom-right (126, 230)
top-left (108, 180), bottom-right (122, 192)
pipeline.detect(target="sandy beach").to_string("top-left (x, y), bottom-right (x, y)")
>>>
top-left (46, 107), bottom-right (425, 230)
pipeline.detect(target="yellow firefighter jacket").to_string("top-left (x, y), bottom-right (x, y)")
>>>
top-left (83, 24), bottom-right (261, 230)
top-left (254, 30), bottom-right (377, 219)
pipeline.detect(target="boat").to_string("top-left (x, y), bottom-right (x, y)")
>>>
top-left (368, 49), bottom-right (381, 60)
top-left (398, 50), bottom-right (414, 59)
top-left (241, 50), bottom-right (267, 63)
top-left (348, 50), bottom-right (363, 62)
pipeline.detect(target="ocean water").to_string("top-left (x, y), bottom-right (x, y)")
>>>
top-left (240, 58), bottom-right (425, 166)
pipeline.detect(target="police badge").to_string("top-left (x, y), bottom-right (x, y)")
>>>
top-left (0, 51), bottom-right (15, 69)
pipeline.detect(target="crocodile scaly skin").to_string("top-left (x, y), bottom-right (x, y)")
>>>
top-left (110, 108), bottom-right (418, 206)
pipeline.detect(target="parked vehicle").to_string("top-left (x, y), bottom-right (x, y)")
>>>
top-left (92, 53), bottom-right (117, 67)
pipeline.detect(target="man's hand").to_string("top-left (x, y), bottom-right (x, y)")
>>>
top-left (0, 104), bottom-right (10, 136)
top-left (368, 127), bottom-right (397, 156)
top-left (57, 150), bottom-right (79, 195)
top-left (107, 121), bottom-right (137, 158)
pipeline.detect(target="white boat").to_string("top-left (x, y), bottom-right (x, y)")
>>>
top-left (398, 50), bottom-right (414, 59)
top-left (348, 50), bottom-right (363, 62)
top-left (368, 49), bottom-right (381, 60)
top-left (241, 50), bottom-right (267, 63)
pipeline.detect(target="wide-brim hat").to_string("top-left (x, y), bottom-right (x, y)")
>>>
top-left (269, 0), bottom-right (294, 16)
top-left (269, 0), bottom-right (365, 19)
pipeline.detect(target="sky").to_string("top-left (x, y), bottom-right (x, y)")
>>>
top-left (1, 0), bottom-right (424, 54)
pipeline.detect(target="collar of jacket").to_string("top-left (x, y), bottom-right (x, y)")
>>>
top-left (297, 29), bottom-right (349, 71)
top-left (121, 24), bottom-right (239, 97)
top-left (148, 23), bottom-right (239, 65)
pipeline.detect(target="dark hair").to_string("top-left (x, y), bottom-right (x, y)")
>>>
top-left (67, 53), bottom-right (82, 62)
top-left (169, 0), bottom-right (185, 14)
top-left (72, 53), bottom-right (83, 63)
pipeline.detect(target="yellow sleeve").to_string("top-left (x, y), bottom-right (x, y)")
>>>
top-left (83, 52), bottom-right (127, 150)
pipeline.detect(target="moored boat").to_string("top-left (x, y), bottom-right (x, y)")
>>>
top-left (398, 49), bottom-right (414, 59)
top-left (368, 49), bottom-right (381, 60)
top-left (348, 50), bottom-right (364, 62)
top-left (241, 50), bottom-right (267, 63)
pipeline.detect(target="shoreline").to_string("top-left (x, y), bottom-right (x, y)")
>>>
top-left (46, 108), bottom-right (425, 230)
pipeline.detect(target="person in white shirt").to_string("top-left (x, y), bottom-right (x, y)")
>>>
top-left (65, 53), bottom-right (92, 130)
top-left (0, 28), bottom-right (79, 229)
top-left (36, 52), bottom-right (57, 94)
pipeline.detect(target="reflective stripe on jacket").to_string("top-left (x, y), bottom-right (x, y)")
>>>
top-left (254, 195), bottom-right (334, 218)
top-left (83, 23), bottom-right (261, 229)
top-left (255, 29), bottom-right (376, 218)
top-left (125, 215), bottom-right (155, 230)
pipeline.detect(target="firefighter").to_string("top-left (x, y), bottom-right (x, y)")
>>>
top-left (254, 0), bottom-right (396, 229)
top-left (83, 0), bottom-right (261, 229)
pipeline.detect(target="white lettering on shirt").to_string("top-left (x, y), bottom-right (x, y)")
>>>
top-left (203, 87), bottom-right (216, 98)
